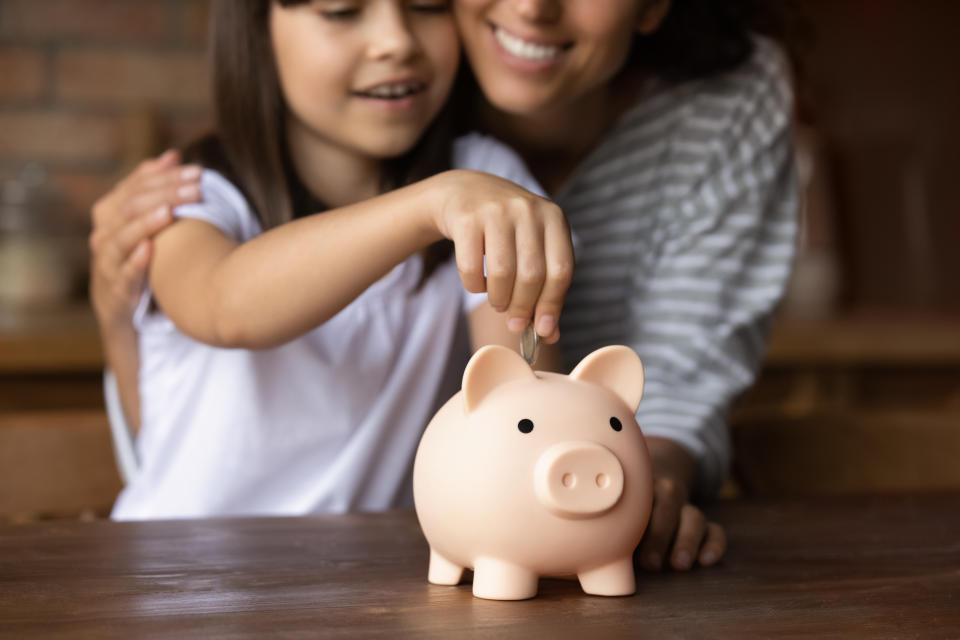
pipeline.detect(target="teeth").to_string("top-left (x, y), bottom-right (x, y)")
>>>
top-left (494, 27), bottom-right (561, 61)
top-left (363, 83), bottom-right (420, 98)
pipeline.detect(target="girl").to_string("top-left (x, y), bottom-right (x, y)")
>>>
top-left (93, 0), bottom-right (801, 571)
top-left (104, 0), bottom-right (574, 519)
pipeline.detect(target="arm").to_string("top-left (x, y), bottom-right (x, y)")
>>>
top-left (634, 43), bottom-right (798, 569)
top-left (152, 170), bottom-right (573, 350)
top-left (89, 150), bottom-right (202, 430)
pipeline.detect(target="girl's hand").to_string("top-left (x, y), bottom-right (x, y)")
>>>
top-left (638, 437), bottom-right (727, 571)
top-left (88, 150), bottom-right (202, 329)
top-left (429, 170), bottom-right (574, 344)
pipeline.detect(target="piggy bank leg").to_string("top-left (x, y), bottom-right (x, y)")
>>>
top-left (472, 557), bottom-right (539, 600)
top-left (428, 548), bottom-right (465, 585)
top-left (577, 557), bottom-right (636, 596)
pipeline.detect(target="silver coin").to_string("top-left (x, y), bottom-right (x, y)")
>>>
top-left (520, 322), bottom-right (540, 366)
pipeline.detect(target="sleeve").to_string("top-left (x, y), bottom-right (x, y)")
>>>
top-left (631, 38), bottom-right (799, 498)
top-left (132, 169), bottom-right (261, 329)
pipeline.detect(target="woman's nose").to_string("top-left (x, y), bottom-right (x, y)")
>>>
top-left (512, 0), bottom-right (563, 23)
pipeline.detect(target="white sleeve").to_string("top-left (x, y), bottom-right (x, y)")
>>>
top-left (132, 170), bottom-right (262, 329)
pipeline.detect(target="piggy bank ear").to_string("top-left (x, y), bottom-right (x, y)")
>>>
top-left (569, 345), bottom-right (645, 412)
top-left (463, 345), bottom-right (537, 413)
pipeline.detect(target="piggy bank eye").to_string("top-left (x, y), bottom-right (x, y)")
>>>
top-left (609, 417), bottom-right (623, 432)
top-left (517, 418), bottom-right (534, 434)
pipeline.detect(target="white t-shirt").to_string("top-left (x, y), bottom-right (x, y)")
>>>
top-left (110, 134), bottom-right (546, 520)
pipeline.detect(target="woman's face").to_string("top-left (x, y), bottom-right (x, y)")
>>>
top-left (271, 0), bottom-right (459, 160)
top-left (455, 0), bottom-right (668, 115)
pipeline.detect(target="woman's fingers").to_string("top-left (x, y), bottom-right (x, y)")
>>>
top-left (669, 504), bottom-right (707, 570)
top-left (698, 522), bottom-right (727, 567)
top-left (122, 168), bottom-right (201, 227)
top-left (637, 476), bottom-right (684, 571)
top-left (113, 205), bottom-right (174, 260)
top-left (119, 240), bottom-right (153, 298)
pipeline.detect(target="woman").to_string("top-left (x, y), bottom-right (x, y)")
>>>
top-left (90, 0), bottom-right (799, 571)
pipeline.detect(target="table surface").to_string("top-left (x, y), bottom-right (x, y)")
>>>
top-left (1, 494), bottom-right (959, 639)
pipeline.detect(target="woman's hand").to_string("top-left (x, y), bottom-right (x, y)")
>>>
top-left (638, 437), bottom-right (727, 571)
top-left (429, 170), bottom-right (574, 344)
top-left (88, 149), bottom-right (202, 329)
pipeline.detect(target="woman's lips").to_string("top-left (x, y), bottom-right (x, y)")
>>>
top-left (489, 23), bottom-right (571, 72)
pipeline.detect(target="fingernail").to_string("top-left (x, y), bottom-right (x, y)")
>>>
top-left (643, 552), bottom-right (661, 570)
top-left (492, 305), bottom-right (506, 313)
top-left (507, 317), bottom-right (527, 333)
top-left (536, 314), bottom-right (555, 336)
top-left (159, 148), bottom-right (176, 160)
top-left (673, 551), bottom-right (692, 570)
top-left (177, 184), bottom-right (200, 200)
top-left (153, 205), bottom-right (170, 221)
top-left (701, 551), bottom-right (717, 565)
top-left (180, 166), bottom-right (202, 180)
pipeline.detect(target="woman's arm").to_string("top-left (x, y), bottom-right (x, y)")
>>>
top-left (152, 170), bottom-right (574, 350)
top-left (89, 150), bottom-right (202, 430)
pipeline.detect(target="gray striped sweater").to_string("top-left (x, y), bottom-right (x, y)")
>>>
top-left (555, 37), bottom-right (798, 497)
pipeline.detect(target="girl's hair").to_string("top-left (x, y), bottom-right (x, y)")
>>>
top-left (185, 0), bottom-right (453, 277)
top-left (630, 0), bottom-right (808, 81)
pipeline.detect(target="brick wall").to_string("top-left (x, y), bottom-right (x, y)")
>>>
top-left (0, 0), bottom-right (212, 222)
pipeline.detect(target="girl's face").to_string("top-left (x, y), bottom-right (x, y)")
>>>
top-left (271, 0), bottom-right (459, 160)
top-left (454, 0), bottom-right (669, 115)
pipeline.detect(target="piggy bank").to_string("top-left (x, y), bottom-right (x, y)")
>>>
top-left (413, 344), bottom-right (653, 600)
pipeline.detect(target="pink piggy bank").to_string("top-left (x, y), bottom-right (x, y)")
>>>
top-left (413, 344), bottom-right (654, 600)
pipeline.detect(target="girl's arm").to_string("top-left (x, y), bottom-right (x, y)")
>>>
top-left (152, 170), bottom-right (574, 349)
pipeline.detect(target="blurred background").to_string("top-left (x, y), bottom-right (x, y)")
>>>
top-left (0, 0), bottom-right (958, 521)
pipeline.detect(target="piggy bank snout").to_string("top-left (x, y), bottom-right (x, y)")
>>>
top-left (534, 441), bottom-right (624, 519)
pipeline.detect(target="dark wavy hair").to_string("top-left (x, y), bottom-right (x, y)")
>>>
top-left (632, 0), bottom-right (806, 80)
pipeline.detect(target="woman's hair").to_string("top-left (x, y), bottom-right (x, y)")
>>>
top-left (185, 0), bottom-right (453, 277)
top-left (630, 0), bottom-right (808, 81)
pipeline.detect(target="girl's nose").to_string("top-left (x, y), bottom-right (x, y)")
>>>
top-left (512, 0), bottom-right (562, 23)
top-left (366, 4), bottom-right (420, 62)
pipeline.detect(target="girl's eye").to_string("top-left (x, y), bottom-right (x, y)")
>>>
top-left (409, 1), bottom-right (449, 13)
top-left (320, 8), bottom-right (359, 21)
top-left (517, 419), bottom-right (534, 434)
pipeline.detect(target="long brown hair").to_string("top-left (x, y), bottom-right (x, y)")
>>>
top-left (186, 0), bottom-right (453, 273)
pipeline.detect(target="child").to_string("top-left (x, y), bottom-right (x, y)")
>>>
top-left (109, 0), bottom-right (573, 519)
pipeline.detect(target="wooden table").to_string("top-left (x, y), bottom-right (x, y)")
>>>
top-left (1, 495), bottom-right (958, 638)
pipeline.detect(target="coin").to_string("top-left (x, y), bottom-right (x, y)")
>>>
top-left (520, 321), bottom-right (540, 366)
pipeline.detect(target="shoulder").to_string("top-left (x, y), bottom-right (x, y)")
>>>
top-left (663, 35), bottom-right (794, 149)
top-left (174, 169), bottom-right (262, 241)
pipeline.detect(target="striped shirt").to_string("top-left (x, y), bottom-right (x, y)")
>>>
top-left (555, 37), bottom-right (799, 497)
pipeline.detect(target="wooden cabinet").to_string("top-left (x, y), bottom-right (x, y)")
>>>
top-left (731, 312), bottom-right (960, 496)
top-left (0, 305), bottom-right (118, 521)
